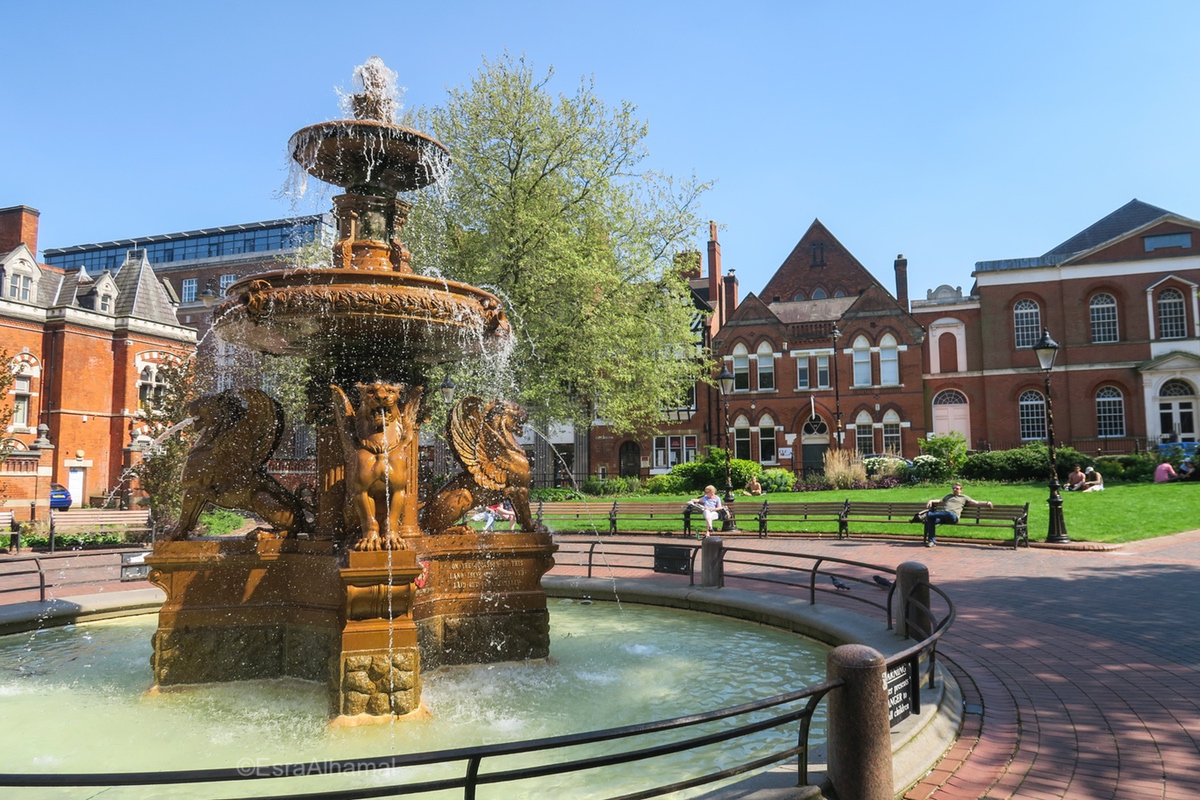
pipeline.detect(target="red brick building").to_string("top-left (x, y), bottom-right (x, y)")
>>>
top-left (0, 205), bottom-right (196, 513)
top-left (715, 220), bottom-right (926, 474)
top-left (911, 199), bottom-right (1200, 453)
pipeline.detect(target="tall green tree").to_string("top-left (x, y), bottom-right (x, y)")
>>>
top-left (407, 54), bottom-right (712, 433)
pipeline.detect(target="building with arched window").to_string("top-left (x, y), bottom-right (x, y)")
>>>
top-left (0, 206), bottom-right (195, 512)
top-left (912, 199), bottom-right (1200, 452)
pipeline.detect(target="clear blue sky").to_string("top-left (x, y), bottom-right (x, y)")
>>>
top-left (5, 1), bottom-right (1198, 301)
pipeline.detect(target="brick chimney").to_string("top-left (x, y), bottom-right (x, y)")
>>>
top-left (0, 206), bottom-right (40, 256)
top-left (707, 221), bottom-right (723, 323)
top-left (894, 253), bottom-right (909, 310)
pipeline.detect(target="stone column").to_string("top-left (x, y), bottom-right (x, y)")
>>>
top-left (825, 644), bottom-right (893, 800)
top-left (701, 536), bottom-right (724, 588)
top-left (896, 561), bottom-right (932, 640)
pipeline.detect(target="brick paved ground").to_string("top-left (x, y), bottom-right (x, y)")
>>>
top-left (4, 531), bottom-right (1199, 799)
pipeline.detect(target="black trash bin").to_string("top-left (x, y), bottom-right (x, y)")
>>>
top-left (653, 544), bottom-right (691, 575)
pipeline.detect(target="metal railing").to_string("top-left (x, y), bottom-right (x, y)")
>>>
top-left (0, 550), bottom-right (138, 603)
top-left (0, 540), bottom-right (955, 799)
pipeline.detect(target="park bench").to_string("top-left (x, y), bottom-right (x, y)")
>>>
top-left (48, 508), bottom-right (153, 553)
top-left (750, 499), bottom-right (851, 539)
top-left (842, 500), bottom-right (1030, 549)
top-left (611, 501), bottom-right (695, 536)
top-left (536, 501), bottom-right (614, 534)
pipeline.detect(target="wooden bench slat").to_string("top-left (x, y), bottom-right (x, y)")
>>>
top-left (49, 510), bottom-right (154, 552)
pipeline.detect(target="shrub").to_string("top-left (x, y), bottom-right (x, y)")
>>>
top-left (862, 456), bottom-right (908, 478)
top-left (908, 454), bottom-right (951, 483)
top-left (919, 432), bottom-right (968, 476)
top-left (758, 468), bottom-right (796, 493)
top-left (529, 487), bottom-right (583, 502)
top-left (794, 473), bottom-right (833, 492)
top-left (1094, 453), bottom-right (1156, 484)
top-left (580, 476), bottom-right (643, 496)
top-left (823, 449), bottom-right (866, 489)
top-left (671, 448), bottom-right (762, 492)
top-left (646, 474), bottom-right (689, 495)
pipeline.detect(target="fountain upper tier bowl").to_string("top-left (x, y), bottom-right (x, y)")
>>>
top-left (212, 268), bottom-right (510, 362)
top-left (289, 120), bottom-right (451, 194)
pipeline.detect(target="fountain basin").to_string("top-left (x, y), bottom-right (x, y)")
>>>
top-left (213, 268), bottom-right (510, 362)
top-left (289, 120), bottom-right (451, 194)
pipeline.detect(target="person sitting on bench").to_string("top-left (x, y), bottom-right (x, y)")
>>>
top-left (923, 482), bottom-right (992, 547)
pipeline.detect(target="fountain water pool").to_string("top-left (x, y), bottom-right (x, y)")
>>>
top-left (0, 600), bottom-right (828, 798)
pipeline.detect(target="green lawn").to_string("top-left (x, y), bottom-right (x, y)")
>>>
top-left (596, 482), bottom-right (1200, 545)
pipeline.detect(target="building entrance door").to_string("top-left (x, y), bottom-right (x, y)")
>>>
top-left (1157, 379), bottom-right (1197, 442)
top-left (932, 389), bottom-right (970, 442)
top-left (619, 441), bottom-right (641, 478)
top-left (68, 467), bottom-right (85, 505)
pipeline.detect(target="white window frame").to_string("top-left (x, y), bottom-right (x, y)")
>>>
top-left (1096, 387), bottom-right (1125, 438)
top-left (756, 342), bottom-right (775, 391)
top-left (1019, 390), bottom-right (1047, 440)
top-left (1014, 299), bottom-right (1041, 348)
top-left (732, 344), bottom-right (750, 392)
top-left (1089, 293), bottom-right (1118, 343)
top-left (879, 334), bottom-right (899, 386)
top-left (181, 278), bottom-right (197, 303)
top-left (852, 336), bottom-right (871, 387)
top-left (1158, 288), bottom-right (1186, 339)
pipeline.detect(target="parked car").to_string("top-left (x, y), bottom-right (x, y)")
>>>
top-left (49, 483), bottom-right (72, 510)
top-left (1156, 442), bottom-right (1200, 458)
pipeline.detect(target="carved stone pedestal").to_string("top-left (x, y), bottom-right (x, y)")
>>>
top-left (337, 550), bottom-right (423, 719)
top-left (146, 540), bottom-right (424, 722)
top-left (413, 531), bottom-right (557, 668)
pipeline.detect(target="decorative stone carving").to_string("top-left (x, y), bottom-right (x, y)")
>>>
top-left (421, 396), bottom-right (544, 534)
top-left (332, 382), bottom-right (422, 550)
top-left (171, 389), bottom-right (311, 540)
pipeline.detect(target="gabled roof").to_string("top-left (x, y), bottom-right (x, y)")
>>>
top-left (976, 199), bottom-right (1195, 273)
top-left (112, 251), bottom-right (180, 324)
top-left (1045, 199), bottom-right (1172, 257)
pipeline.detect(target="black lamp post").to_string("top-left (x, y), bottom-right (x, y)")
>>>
top-left (1034, 329), bottom-right (1070, 544)
top-left (439, 376), bottom-right (456, 404)
top-left (830, 324), bottom-right (843, 449)
top-left (199, 279), bottom-right (219, 308)
top-left (717, 365), bottom-right (736, 504)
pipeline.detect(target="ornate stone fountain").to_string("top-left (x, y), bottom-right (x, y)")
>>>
top-left (145, 58), bottom-right (556, 722)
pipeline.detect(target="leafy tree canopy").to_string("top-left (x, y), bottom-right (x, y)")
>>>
top-left (406, 53), bottom-right (712, 434)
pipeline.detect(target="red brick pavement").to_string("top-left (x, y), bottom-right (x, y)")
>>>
top-left (557, 533), bottom-right (1200, 799)
top-left (6, 532), bottom-right (1200, 799)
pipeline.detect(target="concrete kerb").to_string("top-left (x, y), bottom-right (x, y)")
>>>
top-left (543, 575), bottom-right (961, 799)
top-left (0, 580), bottom-right (960, 799)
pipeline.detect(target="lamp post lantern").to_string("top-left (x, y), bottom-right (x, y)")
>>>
top-left (1034, 329), bottom-right (1070, 544)
top-left (717, 365), bottom-right (736, 505)
top-left (830, 324), bottom-right (843, 450)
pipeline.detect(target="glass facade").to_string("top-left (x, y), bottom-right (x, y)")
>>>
top-left (43, 217), bottom-right (328, 275)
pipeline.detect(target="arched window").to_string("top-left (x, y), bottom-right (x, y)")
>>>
top-left (1019, 390), bottom-right (1046, 440)
top-left (853, 410), bottom-right (874, 454)
top-left (1013, 299), bottom-right (1041, 348)
top-left (879, 334), bottom-right (899, 385)
top-left (833, 288), bottom-right (846, 298)
top-left (793, 291), bottom-right (806, 301)
top-left (733, 413), bottom-right (752, 460)
top-left (1158, 288), bottom-right (1186, 339)
top-left (933, 389), bottom-right (968, 406)
top-left (756, 342), bottom-right (775, 391)
top-left (802, 416), bottom-right (828, 436)
top-left (731, 344), bottom-right (750, 392)
top-left (1157, 379), bottom-right (1196, 442)
top-left (852, 335), bottom-right (871, 386)
top-left (882, 410), bottom-right (902, 454)
top-left (1089, 293), bottom-right (1118, 343)
top-left (811, 288), bottom-right (828, 300)
top-left (1096, 387), bottom-right (1125, 438)
top-left (758, 414), bottom-right (777, 462)
top-left (138, 367), bottom-right (165, 413)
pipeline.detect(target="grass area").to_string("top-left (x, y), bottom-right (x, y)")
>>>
top-left (567, 482), bottom-right (1200, 544)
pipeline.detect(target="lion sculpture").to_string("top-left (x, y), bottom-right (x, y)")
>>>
top-left (332, 381), bottom-right (422, 551)
top-left (421, 396), bottom-right (543, 535)
top-left (172, 389), bottom-right (311, 541)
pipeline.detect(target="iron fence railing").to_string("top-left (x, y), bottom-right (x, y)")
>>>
top-left (0, 539), bottom-right (954, 799)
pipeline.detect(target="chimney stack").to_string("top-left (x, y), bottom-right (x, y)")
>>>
top-left (707, 220), bottom-right (723, 324)
top-left (894, 253), bottom-right (909, 311)
top-left (0, 206), bottom-right (40, 256)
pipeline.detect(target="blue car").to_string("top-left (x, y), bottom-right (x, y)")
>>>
top-left (1156, 442), bottom-right (1200, 458)
top-left (49, 483), bottom-right (72, 510)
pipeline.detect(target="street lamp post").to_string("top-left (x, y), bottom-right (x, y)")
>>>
top-left (830, 324), bottom-right (843, 449)
top-left (1034, 329), bottom-right (1070, 544)
top-left (717, 365), bottom-right (736, 507)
